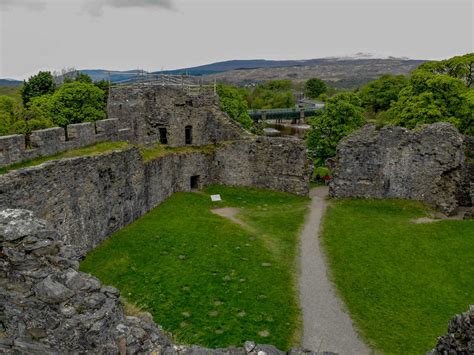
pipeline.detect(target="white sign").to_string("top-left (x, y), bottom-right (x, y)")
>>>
top-left (211, 194), bottom-right (222, 202)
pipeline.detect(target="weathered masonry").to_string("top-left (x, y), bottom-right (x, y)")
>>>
top-left (0, 85), bottom-right (313, 354)
top-left (108, 86), bottom-right (247, 146)
top-left (0, 85), bottom-right (310, 252)
top-left (329, 123), bottom-right (474, 216)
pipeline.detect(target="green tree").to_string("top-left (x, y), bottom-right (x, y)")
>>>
top-left (217, 84), bottom-right (253, 130)
top-left (306, 92), bottom-right (364, 165)
top-left (359, 74), bottom-right (408, 112)
top-left (21, 71), bottom-right (56, 106)
top-left (387, 71), bottom-right (472, 134)
top-left (74, 72), bottom-right (93, 84)
top-left (51, 82), bottom-right (106, 127)
top-left (305, 78), bottom-right (327, 99)
top-left (246, 80), bottom-right (296, 109)
top-left (0, 96), bottom-right (21, 136)
top-left (416, 53), bottom-right (473, 88)
top-left (0, 95), bottom-right (53, 136)
top-left (26, 82), bottom-right (106, 128)
top-left (94, 80), bottom-right (110, 106)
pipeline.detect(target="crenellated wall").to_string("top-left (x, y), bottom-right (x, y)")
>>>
top-left (0, 118), bottom-right (131, 168)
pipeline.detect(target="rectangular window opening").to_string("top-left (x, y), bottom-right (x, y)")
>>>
top-left (159, 127), bottom-right (168, 144)
top-left (185, 125), bottom-right (192, 145)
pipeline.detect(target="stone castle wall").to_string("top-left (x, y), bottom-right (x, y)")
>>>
top-left (0, 118), bottom-right (130, 168)
top-left (0, 85), bottom-right (311, 353)
top-left (215, 137), bottom-right (310, 196)
top-left (108, 86), bottom-right (249, 146)
top-left (329, 123), bottom-right (471, 215)
top-left (0, 137), bottom-right (309, 253)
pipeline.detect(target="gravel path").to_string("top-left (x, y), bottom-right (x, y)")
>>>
top-left (299, 187), bottom-right (370, 354)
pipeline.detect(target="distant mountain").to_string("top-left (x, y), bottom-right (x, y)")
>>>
top-left (200, 58), bottom-right (426, 89)
top-left (78, 69), bottom-right (143, 83)
top-left (0, 79), bottom-right (22, 87)
top-left (153, 59), bottom-right (330, 76)
top-left (3, 56), bottom-right (427, 89)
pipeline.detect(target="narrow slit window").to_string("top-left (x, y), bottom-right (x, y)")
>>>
top-left (159, 128), bottom-right (168, 144)
top-left (185, 125), bottom-right (192, 145)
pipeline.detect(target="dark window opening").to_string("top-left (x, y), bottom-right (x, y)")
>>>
top-left (159, 128), bottom-right (168, 144)
top-left (119, 103), bottom-right (122, 110)
top-left (190, 175), bottom-right (200, 190)
top-left (185, 125), bottom-right (193, 145)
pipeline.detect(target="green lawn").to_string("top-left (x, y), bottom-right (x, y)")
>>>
top-left (0, 141), bottom-right (129, 175)
top-left (321, 199), bottom-right (474, 353)
top-left (138, 142), bottom-right (217, 162)
top-left (80, 186), bottom-right (309, 349)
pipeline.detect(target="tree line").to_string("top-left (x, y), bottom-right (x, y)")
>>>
top-left (0, 71), bottom-right (108, 138)
top-left (305, 53), bottom-right (473, 166)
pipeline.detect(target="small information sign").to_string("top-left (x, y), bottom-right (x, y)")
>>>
top-left (211, 194), bottom-right (222, 202)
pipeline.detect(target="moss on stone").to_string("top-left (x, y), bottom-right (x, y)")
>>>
top-left (0, 141), bottom-right (130, 175)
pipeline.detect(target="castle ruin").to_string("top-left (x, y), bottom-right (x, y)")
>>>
top-left (0, 85), bottom-right (314, 353)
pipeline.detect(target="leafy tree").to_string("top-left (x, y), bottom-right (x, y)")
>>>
top-left (21, 71), bottom-right (56, 106)
top-left (259, 80), bottom-right (293, 91)
top-left (246, 80), bottom-right (296, 109)
top-left (305, 78), bottom-right (327, 99)
top-left (416, 53), bottom-right (473, 88)
top-left (306, 92), bottom-right (364, 165)
top-left (359, 74), bottom-right (408, 112)
top-left (460, 88), bottom-right (474, 135)
top-left (51, 82), bottom-right (106, 127)
top-left (0, 95), bottom-right (53, 136)
top-left (94, 80), bottom-right (110, 106)
top-left (74, 72), bottom-right (93, 84)
top-left (0, 96), bottom-right (21, 136)
top-left (217, 84), bottom-right (253, 130)
top-left (387, 71), bottom-right (472, 134)
top-left (27, 82), bottom-right (106, 128)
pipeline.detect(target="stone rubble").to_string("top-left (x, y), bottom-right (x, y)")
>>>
top-left (431, 305), bottom-right (474, 354)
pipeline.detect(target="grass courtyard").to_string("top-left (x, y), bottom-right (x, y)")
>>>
top-left (321, 199), bottom-right (474, 353)
top-left (80, 186), bottom-right (309, 349)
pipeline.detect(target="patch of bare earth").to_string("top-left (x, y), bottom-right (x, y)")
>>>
top-left (412, 208), bottom-right (468, 224)
top-left (211, 207), bottom-right (249, 229)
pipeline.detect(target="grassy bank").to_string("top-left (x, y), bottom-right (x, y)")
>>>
top-left (0, 141), bottom-right (129, 175)
top-left (138, 143), bottom-right (216, 162)
top-left (321, 199), bottom-right (474, 353)
top-left (0, 142), bottom-right (128, 175)
top-left (80, 186), bottom-right (309, 349)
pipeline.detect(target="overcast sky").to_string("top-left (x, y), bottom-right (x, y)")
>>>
top-left (0, 0), bottom-right (472, 79)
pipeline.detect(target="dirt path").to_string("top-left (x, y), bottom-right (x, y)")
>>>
top-left (299, 187), bottom-right (370, 354)
top-left (211, 207), bottom-right (247, 227)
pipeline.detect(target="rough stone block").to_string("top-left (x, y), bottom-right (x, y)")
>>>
top-left (330, 123), bottom-right (467, 215)
top-left (30, 127), bottom-right (66, 156)
top-left (96, 118), bottom-right (119, 139)
top-left (67, 122), bottom-right (96, 145)
top-left (0, 134), bottom-right (25, 167)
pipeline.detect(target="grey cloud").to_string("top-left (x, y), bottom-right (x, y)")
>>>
top-left (83, 0), bottom-right (174, 16)
top-left (0, 0), bottom-right (46, 11)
